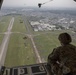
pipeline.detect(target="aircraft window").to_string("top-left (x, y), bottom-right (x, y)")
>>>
top-left (0, 0), bottom-right (76, 68)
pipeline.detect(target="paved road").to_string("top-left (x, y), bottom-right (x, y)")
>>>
top-left (22, 15), bottom-right (42, 63)
top-left (0, 17), bottom-right (14, 66)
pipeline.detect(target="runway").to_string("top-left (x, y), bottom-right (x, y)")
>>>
top-left (0, 17), bottom-right (14, 66)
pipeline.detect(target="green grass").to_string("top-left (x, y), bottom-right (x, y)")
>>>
top-left (19, 15), bottom-right (76, 62)
top-left (22, 16), bottom-right (33, 34)
top-left (0, 16), bottom-right (12, 52)
top-left (4, 34), bottom-right (36, 67)
top-left (5, 15), bottom-right (36, 67)
top-left (4, 15), bottom-right (76, 67)
top-left (33, 30), bottom-right (76, 61)
top-left (34, 31), bottom-right (60, 61)
top-left (12, 16), bottom-right (26, 33)
top-left (0, 16), bottom-right (12, 32)
top-left (0, 34), bottom-right (4, 45)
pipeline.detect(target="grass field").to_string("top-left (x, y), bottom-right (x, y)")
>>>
top-left (4, 34), bottom-right (36, 67)
top-left (12, 16), bottom-right (26, 33)
top-left (23, 15), bottom-right (76, 62)
top-left (4, 15), bottom-right (36, 67)
top-left (4, 15), bottom-right (76, 67)
top-left (0, 16), bottom-right (12, 32)
top-left (33, 30), bottom-right (76, 61)
top-left (0, 16), bottom-right (12, 50)
top-left (33, 31), bottom-right (60, 61)
top-left (0, 34), bottom-right (4, 45)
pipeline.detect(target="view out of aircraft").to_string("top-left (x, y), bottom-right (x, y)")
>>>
top-left (0, 0), bottom-right (76, 75)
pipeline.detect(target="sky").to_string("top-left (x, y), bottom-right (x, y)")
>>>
top-left (2, 0), bottom-right (76, 8)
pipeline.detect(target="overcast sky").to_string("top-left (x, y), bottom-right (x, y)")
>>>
top-left (2, 0), bottom-right (76, 8)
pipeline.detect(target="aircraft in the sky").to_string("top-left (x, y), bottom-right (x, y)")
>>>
top-left (38, 0), bottom-right (76, 8)
top-left (38, 0), bottom-right (53, 8)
